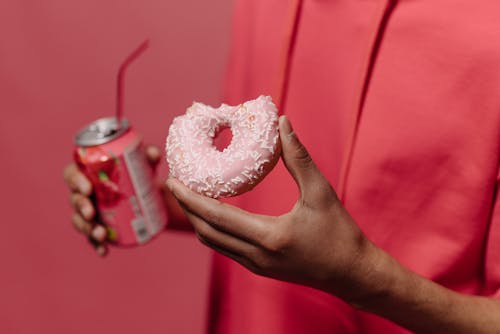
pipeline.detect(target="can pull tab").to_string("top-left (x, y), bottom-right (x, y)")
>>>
top-left (89, 121), bottom-right (119, 138)
top-left (116, 40), bottom-right (150, 129)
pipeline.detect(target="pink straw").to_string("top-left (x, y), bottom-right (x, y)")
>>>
top-left (116, 39), bottom-right (150, 126)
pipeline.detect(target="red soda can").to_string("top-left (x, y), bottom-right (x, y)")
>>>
top-left (74, 117), bottom-right (167, 246)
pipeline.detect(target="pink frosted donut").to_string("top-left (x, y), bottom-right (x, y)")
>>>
top-left (166, 95), bottom-right (280, 198)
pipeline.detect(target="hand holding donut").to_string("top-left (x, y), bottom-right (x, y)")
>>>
top-left (166, 115), bottom-right (388, 304)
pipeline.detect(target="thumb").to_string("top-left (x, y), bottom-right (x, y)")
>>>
top-left (145, 145), bottom-right (161, 171)
top-left (279, 116), bottom-right (333, 202)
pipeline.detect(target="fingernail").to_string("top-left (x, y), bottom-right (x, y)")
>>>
top-left (92, 225), bottom-right (107, 242)
top-left (279, 116), bottom-right (294, 140)
top-left (96, 245), bottom-right (107, 256)
top-left (77, 176), bottom-right (92, 195)
top-left (81, 204), bottom-right (93, 220)
top-left (166, 178), bottom-right (176, 192)
top-left (147, 146), bottom-right (160, 158)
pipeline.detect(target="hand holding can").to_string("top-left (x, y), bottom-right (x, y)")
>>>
top-left (64, 144), bottom-right (164, 255)
top-left (72, 118), bottom-right (167, 247)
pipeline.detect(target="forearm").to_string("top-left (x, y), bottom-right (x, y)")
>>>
top-left (338, 241), bottom-right (500, 333)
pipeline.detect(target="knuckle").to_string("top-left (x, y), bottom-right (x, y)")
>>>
top-left (94, 245), bottom-right (108, 257)
top-left (294, 145), bottom-right (313, 168)
top-left (65, 165), bottom-right (85, 190)
top-left (62, 164), bottom-right (74, 182)
top-left (91, 225), bottom-right (107, 242)
top-left (311, 182), bottom-right (338, 206)
top-left (68, 194), bottom-right (76, 209)
top-left (71, 213), bottom-right (83, 230)
top-left (71, 213), bottom-right (80, 226)
top-left (146, 145), bottom-right (160, 158)
top-left (204, 203), bottom-right (223, 227)
top-left (195, 232), bottom-right (210, 247)
top-left (70, 193), bottom-right (81, 208)
top-left (195, 219), bottom-right (213, 240)
top-left (299, 175), bottom-right (338, 209)
top-left (255, 255), bottom-right (275, 273)
top-left (244, 251), bottom-right (267, 275)
top-left (247, 264), bottom-right (265, 276)
top-left (72, 213), bottom-right (91, 235)
top-left (71, 194), bottom-right (93, 218)
top-left (262, 229), bottom-right (293, 253)
top-left (194, 231), bottom-right (204, 243)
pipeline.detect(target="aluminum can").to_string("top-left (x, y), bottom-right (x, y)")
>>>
top-left (74, 117), bottom-right (167, 246)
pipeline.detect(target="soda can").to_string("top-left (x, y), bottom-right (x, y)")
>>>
top-left (74, 117), bottom-right (167, 246)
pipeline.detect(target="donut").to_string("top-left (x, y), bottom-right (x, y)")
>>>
top-left (166, 95), bottom-right (281, 198)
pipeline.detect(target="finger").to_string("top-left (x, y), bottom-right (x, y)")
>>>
top-left (145, 145), bottom-right (161, 169)
top-left (88, 236), bottom-right (108, 257)
top-left (63, 164), bottom-right (92, 195)
top-left (72, 214), bottom-right (108, 256)
top-left (160, 182), bottom-right (193, 231)
top-left (71, 214), bottom-right (107, 242)
top-left (91, 225), bottom-right (108, 243)
top-left (70, 193), bottom-right (95, 220)
top-left (198, 234), bottom-right (262, 275)
top-left (183, 206), bottom-right (263, 274)
top-left (183, 207), bottom-right (257, 258)
top-left (72, 213), bottom-right (93, 236)
top-left (279, 116), bottom-right (335, 203)
top-left (166, 178), bottom-right (268, 245)
top-left (95, 244), bottom-right (108, 257)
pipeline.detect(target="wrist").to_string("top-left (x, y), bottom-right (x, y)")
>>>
top-left (326, 238), bottom-right (401, 310)
top-left (338, 241), bottom-right (451, 330)
top-left (347, 242), bottom-right (401, 309)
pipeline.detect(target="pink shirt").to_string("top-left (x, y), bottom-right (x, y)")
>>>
top-left (208, 0), bottom-right (500, 332)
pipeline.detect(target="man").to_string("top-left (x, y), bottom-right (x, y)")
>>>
top-left (65, 0), bottom-right (500, 332)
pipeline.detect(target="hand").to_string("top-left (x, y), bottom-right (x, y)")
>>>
top-left (63, 145), bottom-right (164, 256)
top-left (167, 116), bottom-right (382, 303)
top-left (168, 119), bottom-right (500, 333)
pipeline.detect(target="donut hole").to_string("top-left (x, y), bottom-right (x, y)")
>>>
top-left (213, 125), bottom-right (233, 152)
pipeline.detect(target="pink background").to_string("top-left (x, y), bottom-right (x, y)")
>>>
top-left (0, 0), bottom-right (233, 333)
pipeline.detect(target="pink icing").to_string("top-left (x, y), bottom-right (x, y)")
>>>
top-left (166, 95), bottom-right (280, 198)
